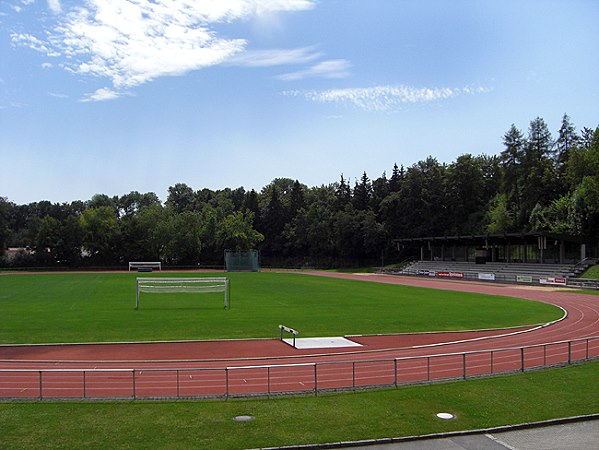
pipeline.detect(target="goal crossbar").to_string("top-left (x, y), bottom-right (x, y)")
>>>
top-left (136, 277), bottom-right (229, 309)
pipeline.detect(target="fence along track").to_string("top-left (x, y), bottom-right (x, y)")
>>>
top-left (0, 336), bottom-right (597, 401)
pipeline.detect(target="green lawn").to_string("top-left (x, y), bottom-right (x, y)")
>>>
top-left (0, 272), bottom-right (562, 344)
top-left (0, 361), bottom-right (597, 449)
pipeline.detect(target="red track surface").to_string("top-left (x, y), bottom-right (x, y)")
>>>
top-left (1, 272), bottom-right (598, 399)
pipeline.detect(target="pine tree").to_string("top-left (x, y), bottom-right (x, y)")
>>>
top-left (371, 172), bottom-right (390, 217)
top-left (289, 180), bottom-right (306, 218)
top-left (334, 174), bottom-right (352, 210)
top-left (500, 124), bottom-right (525, 215)
top-left (555, 113), bottom-right (579, 173)
top-left (520, 117), bottom-right (557, 227)
top-left (527, 117), bottom-right (553, 160)
top-left (389, 163), bottom-right (402, 193)
top-left (352, 172), bottom-right (372, 211)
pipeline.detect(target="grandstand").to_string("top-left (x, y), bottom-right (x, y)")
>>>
top-left (391, 232), bottom-right (598, 286)
top-left (394, 260), bottom-right (581, 284)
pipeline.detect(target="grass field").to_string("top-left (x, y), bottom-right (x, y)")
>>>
top-left (0, 271), bottom-right (563, 344)
top-left (0, 361), bottom-right (597, 449)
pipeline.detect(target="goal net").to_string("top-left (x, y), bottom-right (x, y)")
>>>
top-left (136, 277), bottom-right (229, 310)
top-left (224, 249), bottom-right (260, 272)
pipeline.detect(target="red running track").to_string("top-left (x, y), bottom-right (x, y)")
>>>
top-left (1, 272), bottom-right (598, 399)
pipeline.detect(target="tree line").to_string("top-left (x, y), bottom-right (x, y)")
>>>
top-left (1, 114), bottom-right (597, 268)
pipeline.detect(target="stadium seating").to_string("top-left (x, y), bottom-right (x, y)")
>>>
top-left (393, 260), bottom-right (583, 284)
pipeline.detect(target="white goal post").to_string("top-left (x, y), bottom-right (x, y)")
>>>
top-left (129, 261), bottom-right (162, 271)
top-left (135, 277), bottom-right (230, 310)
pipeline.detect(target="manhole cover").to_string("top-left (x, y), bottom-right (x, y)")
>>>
top-left (233, 415), bottom-right (255, 422)
top-left (436, 412), bottom-right (455, 420)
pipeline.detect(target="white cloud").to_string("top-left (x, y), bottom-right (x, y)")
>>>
top-left (12, 0), bottom-right (316, 101)
top-left (285, 84), bottom-right (492, 112)
top-left (11, 33), bottom-right (61, 56)
top-left (53, 1), bottom-right (250, 90)
top-left (228, 46), bottom-right (322, 67)
top-left (278, 59), bottom-right (351, 81)
top-left (81, 87), bottom-right (122, 102)
top-left (47, 0), bottom-right (61, 14)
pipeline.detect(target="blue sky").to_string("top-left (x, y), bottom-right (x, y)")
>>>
top-left (1, 0), bottom-right (598, 205)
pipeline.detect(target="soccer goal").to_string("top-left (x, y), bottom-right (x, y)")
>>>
top-left (135, 277), bottom-right (230, 310)
top-left (224, 249), bottom-right (260, 272)
top-left (129, 261), bottom-right (162, 272)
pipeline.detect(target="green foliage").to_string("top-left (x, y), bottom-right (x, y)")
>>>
top-left (352, 171), bottom-right (372, 211)
top-left (216, 211), bottom-right (264, 251)
top-left (529, 194), bottom-right (575, 234)
top-left (79, 206), bottom-right (119, 263)
top-left (35, 215), bottom-right (62, 263)
top-left (0, 197), bottom-right (12, 257)
top-left (163, 211), bottom-right (203, 264)
top-left (166, 183), bottom-right (195, 214)
top-left (445, 154), bottom-right (488, 234)
top-left (571, 176), bottom-right (599, 237)
top-left (485, 194), bottom-right (513, 233)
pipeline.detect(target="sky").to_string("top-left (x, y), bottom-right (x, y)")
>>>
top-left (1, 0), bottom-right (598, 205)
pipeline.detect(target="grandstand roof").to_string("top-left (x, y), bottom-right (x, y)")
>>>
top-left (393, 232), bottom-right (588, 245)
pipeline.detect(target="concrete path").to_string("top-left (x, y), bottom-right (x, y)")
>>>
top-left (348, 419), bottom-right (599, 450)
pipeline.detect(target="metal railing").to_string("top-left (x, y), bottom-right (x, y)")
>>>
top-left (1, 336), bottom-right (597, 401)
top-left (566, 278), bottom-right (599, 290)
top-left (385, 269), bottom-right (598, 288)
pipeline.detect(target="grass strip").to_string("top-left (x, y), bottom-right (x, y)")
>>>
top-left (1, 361), bottom-right (597, 449)
top-left (581, 265), bottom-right (599, 279)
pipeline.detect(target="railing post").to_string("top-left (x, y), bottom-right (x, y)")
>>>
top-left (176, 370), bottom-right (180, 398)
top-left (394, 359), bottom-right (397, 387)
top-left (225, 368), bottom-right (229, 400)
top-left (544, 344), bottom-right (547, 366)
top-left (427, 357), bottom-right (430, 382)
top-left (83, 371), bottom-right (86, 399)
top-left (352, 362), bottom-right (355, 389)
top-left (39, 370), bottom-right (43, 401)
top-left (132, 369), bottom-right (136, 400)
top-left (568, 341), bottom-right (572, 365)
top-left (463, 353), bottom-right (467, 380)
top-left (314, 364), bottom-right (317, 396)
top-left (267, 367), bottom-right (271, 397)
top-left (521, 347), bottom-right (525, 372)
top-left (490, 351), bottom-right (494, 374)
top-left (586, 339), bottom-right (589, 360)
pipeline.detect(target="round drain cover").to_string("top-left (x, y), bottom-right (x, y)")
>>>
top-left (233, 415), bottom-right (255, 422)
top-left (436, 412), bottom-right (455, 420)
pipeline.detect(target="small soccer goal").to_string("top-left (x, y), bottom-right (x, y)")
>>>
top-left (224, 249), bottom-right (260, 272)
top-left (129, 261), bottom-right (162, 272)
top-left (135, 277), bottom-right (230, 310)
